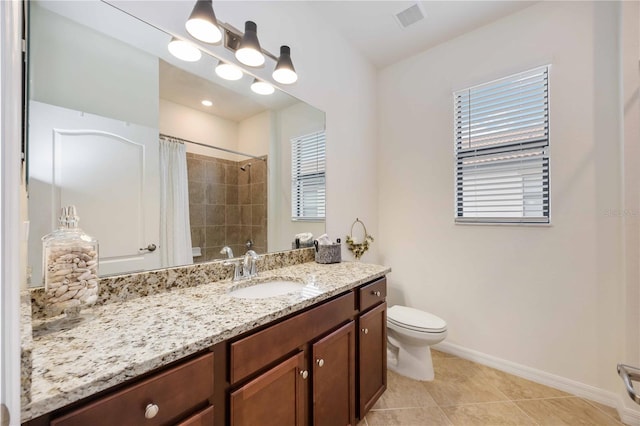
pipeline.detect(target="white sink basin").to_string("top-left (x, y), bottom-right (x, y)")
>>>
top-left (229, 280), bottom-right (306, 299)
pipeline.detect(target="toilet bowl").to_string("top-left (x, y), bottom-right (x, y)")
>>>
top-left (386, 305), bottom-right (447, 381)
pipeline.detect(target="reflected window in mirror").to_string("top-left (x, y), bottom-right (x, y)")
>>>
top-left (291, 131), bottom-right (326, 221)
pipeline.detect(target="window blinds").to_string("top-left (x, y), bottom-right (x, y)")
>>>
top-left (291, 131), bottom-right (326, 221)
top-left (454, 66), bottom-right (550, 223)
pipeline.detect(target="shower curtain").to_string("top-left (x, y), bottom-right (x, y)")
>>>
top-left (159, 136), bottom-right (193, 267)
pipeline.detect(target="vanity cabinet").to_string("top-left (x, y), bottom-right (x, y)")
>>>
top-left (24, 276), bottom-right (387, 426)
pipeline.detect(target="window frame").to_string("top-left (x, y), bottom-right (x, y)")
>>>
top-left (291, 130), bottom-right (326, 222)
top-left (453, 66), bottom-right (551, 225)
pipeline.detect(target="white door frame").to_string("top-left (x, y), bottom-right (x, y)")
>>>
top-left (1, 0), bottom-right (24, 424)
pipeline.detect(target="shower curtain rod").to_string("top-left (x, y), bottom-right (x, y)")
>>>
top-left (160, 133), bottom-right (267, 161)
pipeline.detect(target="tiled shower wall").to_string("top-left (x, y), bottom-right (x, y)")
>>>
top-left (187, 153), bottom-right (267, 262)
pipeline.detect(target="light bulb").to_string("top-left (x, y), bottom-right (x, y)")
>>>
top-left (251, 79), bottom-right (274, 95)
top-left (185, 0), bottom-right (222, 43)
top-left (215, 62), bottom-right (243, 81)
top-left (168, 38), bottom-right (201, 62)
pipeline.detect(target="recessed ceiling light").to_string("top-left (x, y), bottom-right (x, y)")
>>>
top-left (201, 100), bottom-right (213, 107)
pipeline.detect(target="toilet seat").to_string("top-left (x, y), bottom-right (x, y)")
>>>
top-left (388, 305), bottom-right (447, 333)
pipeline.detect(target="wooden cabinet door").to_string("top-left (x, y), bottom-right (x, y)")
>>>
top-left (312, 321), bottom-right (356, 426)
top-left (176, 406), bottom-right (214, 426)
top-left (358, 302), bottom-right (387, 417)
top-left (230, 352), bottom-right (307, 426)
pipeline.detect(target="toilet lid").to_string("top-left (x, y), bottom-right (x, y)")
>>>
top-left (387, 305), bottom-right (447, 333)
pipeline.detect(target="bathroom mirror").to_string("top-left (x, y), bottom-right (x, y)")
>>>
top-left (26, 0), bottom-right (326, 287)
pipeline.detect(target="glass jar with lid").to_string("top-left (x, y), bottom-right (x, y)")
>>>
top-left (42, 206), bottom-right (99, 326)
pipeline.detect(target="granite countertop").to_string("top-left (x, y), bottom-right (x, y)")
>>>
top-left (21, 261), bottom-right (390, 422)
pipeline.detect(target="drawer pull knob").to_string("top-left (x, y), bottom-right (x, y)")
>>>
top-left (362, 328), bottom-right (369, 335)
top-left (316, 358), bottom-right (325, 367)
top-left (145, 403), bottom-right (159, 419)
top-left (372, 290), bottom-right (381, 297)
top-left (300, 370), bottom-right (309, 379)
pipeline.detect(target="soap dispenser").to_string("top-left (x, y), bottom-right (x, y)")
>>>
top-left (42, 206), bottom-right (99, 326)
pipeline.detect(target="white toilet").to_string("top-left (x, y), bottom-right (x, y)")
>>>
top-left (386, 305), bottom-right (447, 381)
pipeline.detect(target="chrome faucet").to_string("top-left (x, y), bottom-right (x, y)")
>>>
top-left (224, 250), bottom-right (259, 281)
top-left (243, 250), bottom-right (259, 279)
top-left (220, 246), bottom-right (234, 259)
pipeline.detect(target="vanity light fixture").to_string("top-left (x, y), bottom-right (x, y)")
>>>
top-left (182, 4), bottom-right (299, 84)
top-left (272, 45), bottom-right (297, 84)
top-left (201, 100), bottom-right (213, 107)
top-left (185, 0), bottom-right (222, 44)
top-left (215, 61), bottom-right (243, 81)
top-left (168, 37), bottom-right (202, 62)
top-left (235, 21), bottom-right (265, 67)
top-left (250, 78), bottom-right (274, 95)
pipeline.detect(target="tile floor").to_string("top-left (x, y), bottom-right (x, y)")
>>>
top-left (359, 350), bottom-right (626, 426)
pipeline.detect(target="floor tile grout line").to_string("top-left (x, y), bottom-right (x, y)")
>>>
top-left (581, 398), bottom-right (625, 425)
top-left (435, 405), bottom-right (455, 426)
top-left (511, 399), bottom-right (542, 426)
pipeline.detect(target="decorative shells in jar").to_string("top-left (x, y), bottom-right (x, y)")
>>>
top-left (43, 206), bottom-right (99, 321)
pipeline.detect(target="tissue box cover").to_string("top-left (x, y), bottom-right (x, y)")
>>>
top-left (315, 243), bottom-right (341, 264)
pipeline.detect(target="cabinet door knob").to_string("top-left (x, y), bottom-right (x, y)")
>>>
top-left (300, 370), bottom-right (309, 379)
top-left (362, 328), bottom-right (369, 335)
top-left (144, 403), bottom-right (159, 419)
top-left (316, 358), bottom-right (325, 367)
top-left (372, 290), bottom-right (381, 297)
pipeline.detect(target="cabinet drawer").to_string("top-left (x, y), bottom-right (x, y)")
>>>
top-left (231, 292), bottom-right (356, 384)
top-left (51, 353), bottom-right (214, 426)
top-left (359, 278), bottom-right (386, 311)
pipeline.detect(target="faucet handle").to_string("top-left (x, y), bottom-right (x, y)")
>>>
top-left (223, 259), bottom-right (243, 280)
top-left (243, 250), bottom-right (259, 277)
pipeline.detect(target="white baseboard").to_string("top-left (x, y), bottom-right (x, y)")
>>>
top-left (434, 341), bottom-right (640, 426)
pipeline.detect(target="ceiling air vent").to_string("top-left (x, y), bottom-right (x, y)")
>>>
top-left (394, 3), bottom-right (426, 29)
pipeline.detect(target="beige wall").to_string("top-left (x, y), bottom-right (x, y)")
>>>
top-left (378, 0), bottom-right (633, 411)
top-left (159, 99), bottom-right (240, 161)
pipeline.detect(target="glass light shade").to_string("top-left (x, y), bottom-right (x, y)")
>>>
top-left (215, 62), bottom-right (243, 81)
top-left (235, 21), bottom-right (264, 67)
top-left (168, 38), bottom-right (202, 62)
top-left (251, 79), bottom-right (274, 95)
top-left (185, 0), bottom-right (222, 43)
top-left (272, 45), bottom-right (297, 84)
